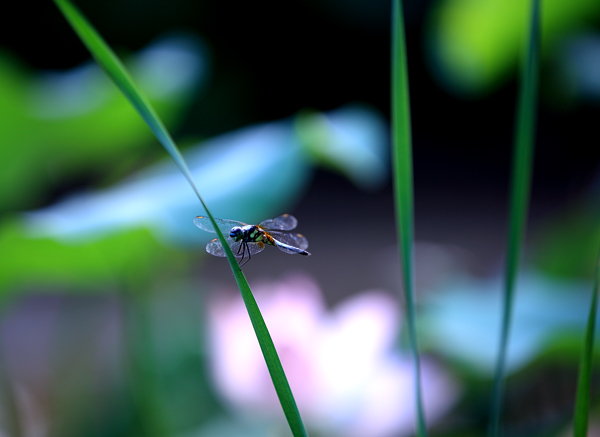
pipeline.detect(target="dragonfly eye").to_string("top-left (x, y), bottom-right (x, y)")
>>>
top-left (230, 227), bottom-right (243, 241)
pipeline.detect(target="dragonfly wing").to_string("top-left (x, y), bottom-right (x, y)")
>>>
top-left (247, 242), bottom-right (266, 256)
top-left (268, 231), bottom-right (309, 251)
top-left (258, 214), bottom-right (298, 231)
top-left (206, 238), bottom-right (228, 257)
top-left (205, 239), bottom-right (266, 258)
top-left (193, 216), bottom-right (246, 234)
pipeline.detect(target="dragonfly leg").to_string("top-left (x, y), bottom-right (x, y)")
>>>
top-left (235, 241), bottom-right (245, 264)
top-left (239, 242), bottom-right (251, 267)
top-left (239, 242), bottom-right (245, 264)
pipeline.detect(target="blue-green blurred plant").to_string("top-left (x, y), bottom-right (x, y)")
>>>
top-left (533, 199), bottom-right (600, 280)
top-left (25, 104), bottom-right (387, 246)
top-left (555, 33), bottom-right (600, 102)
top-left (420, 272), bottom-right (598, 376)
top-left (0, 33), bottom-right (208, 213)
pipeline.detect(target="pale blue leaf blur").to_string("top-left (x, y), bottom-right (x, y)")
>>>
top-left (421, 272), bottom-right (595, 375)
top-left (24, 105), bottom-right (388, 247)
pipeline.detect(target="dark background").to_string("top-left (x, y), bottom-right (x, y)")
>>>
top-left (5, 0), bottom-right (598, 191)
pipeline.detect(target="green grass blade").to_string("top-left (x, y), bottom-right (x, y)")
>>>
top-left (573, 248), bottom-right (600, 437)
top-left (488, 0), bottom-right (541, 436)
top-left (52, 0), bottom-right (198, 204)
top-left (0, 338), bottom-right (22, 437)
top-left (391, 0), bottom-right (427, 435)
top-left (52, 1), bottom-right (307, 435)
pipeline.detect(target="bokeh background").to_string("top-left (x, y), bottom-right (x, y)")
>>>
top-left (1, 0), bottom-right (600, 435)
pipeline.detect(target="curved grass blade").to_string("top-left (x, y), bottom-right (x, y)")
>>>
top-left (573, 248), bottom-right (600, 437)
top-left (391, 0), bottom-right (427, 435)
top-left (488, 0), bottom-right (541, 436)
top-left (52, 1), bottom-right (307, 435)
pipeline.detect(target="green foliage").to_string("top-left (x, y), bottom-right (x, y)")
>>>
top-left (0, 218), bottom-right (188, 293)
top-left (428, 0), bottom-right (600, 95)
top-left (534, 205), bottom-right (600, 279)
top-left (0, 49), bottom-right (195, 212)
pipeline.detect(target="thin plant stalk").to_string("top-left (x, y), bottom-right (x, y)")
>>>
top-left (122, 289), bottom-right (171, 436)
top-left (573, 248), bottom-right (600, 437)
top-left (0, 343), bottom-right (22, 437)
top-left (391, 0), bottom-right (427, 435)
top-left (488, 0), bottom-right (541, 435)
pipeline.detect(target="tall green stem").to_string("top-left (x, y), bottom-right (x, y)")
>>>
top-left (391, 0), bottom-right (427, 435)
top-left (572, 248), bottom-right (600, 437)
top-left (489, 0), bottom-right (540, 435)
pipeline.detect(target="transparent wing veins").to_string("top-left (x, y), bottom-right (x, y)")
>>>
top-left (193, 216), bottom-right (247, 235)
top-left (258, 214), bottom-right (298, 231)
top-left (205, 238), bottom-right (266, 258)
top-left (268, 231), bottom-right (309, 251)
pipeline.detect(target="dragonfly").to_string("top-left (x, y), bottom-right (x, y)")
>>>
top-left (193, 214), bottom-right (311, 266)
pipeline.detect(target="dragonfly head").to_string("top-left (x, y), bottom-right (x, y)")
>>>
top-left (230, 226), bottom-right (244, 241)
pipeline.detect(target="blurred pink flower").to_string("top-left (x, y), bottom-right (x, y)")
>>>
top-left (208, 273), bottom-right (458, 437)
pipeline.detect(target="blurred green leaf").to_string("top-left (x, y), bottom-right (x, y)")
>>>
top-left (0, 217), bottom-right (188, 293)
top-left (428, 0), bottom-right (600, 95)
top-left (534, 205), bottom-right (600, 279)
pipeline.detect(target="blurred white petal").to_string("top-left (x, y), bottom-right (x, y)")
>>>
top-left (207, 274), bottom-right (458, 437)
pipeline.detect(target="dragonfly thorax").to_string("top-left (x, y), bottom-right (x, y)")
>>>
top-left (230, 225), bottom-right (271, 244)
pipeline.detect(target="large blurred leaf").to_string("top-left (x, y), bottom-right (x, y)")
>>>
top-left (420, 272), bottom-right (597, 376)
top-left (427, 0), bottom-right (600, 95)
top-left (533, 204), bottom-right (600, 279)
top-left (0, 217), bottom-right (188, 294)
top-left (24, 104), bottom-right (387, 248)
top-left (296, 105), bottom-right (389, 191)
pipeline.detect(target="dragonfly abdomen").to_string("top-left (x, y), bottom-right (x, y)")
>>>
top-left (273, 240), bottom-right (311, 256)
